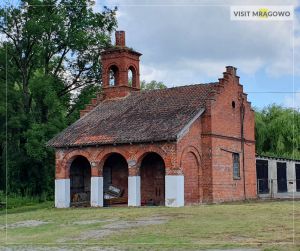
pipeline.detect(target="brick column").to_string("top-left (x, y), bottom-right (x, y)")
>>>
top-left (165, 175), bottom-right (184, 207)
top-left (91, 177), bottom-right (103, 207)
top-left (128, 160), bottom-right (141, 207)
top-left (91, 161), bottom-right (103, 207)
top-left (55, 179), bottom-right (70, 208)
top-left (55, 159), bottom-right (70, 208)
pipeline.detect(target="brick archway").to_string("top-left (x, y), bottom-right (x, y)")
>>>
top-left (180, 146), bottom-right (202, 204)
top-left (96, 148), bottom-right (130, 176)
top-left (100, 152), bottom-right (129, 206)
top-left (139, 152), bottom-right (166, 206)
top-left (136, 146), bottom-right (171, 172)
top-left (127, 64), bottom-right (138, 88)
top-left (69, 156), bottom-right (91, 206)
top-left (61, 149), bottom-right (94, 179)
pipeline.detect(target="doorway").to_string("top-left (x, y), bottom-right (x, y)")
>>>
top-left (256, 160), bottom-right (269, 194)
top-left (296, 164), bottom-right (300, 192)
top-left (140, 153), bottom-right (165, 206)
top-left (70, 156), bottom-right (91, 206)
top-left (277, 162), bottom-right (287, 193)
top-left (103, 153), bottom-right (128, 206)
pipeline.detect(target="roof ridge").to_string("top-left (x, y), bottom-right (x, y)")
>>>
top-left (140, 82), bottom-right (219, 93)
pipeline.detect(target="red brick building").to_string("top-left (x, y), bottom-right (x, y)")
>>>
top-left (48, 31), bottom-right (257, 208)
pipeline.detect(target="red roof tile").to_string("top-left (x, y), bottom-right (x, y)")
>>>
top-left (47, 83), bottom-right (218, 148)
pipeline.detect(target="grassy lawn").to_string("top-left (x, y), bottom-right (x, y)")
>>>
top-left (0, 200), bottom-right (299, 250)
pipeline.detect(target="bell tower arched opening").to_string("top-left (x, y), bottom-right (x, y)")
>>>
top-left (109, 65), bottom-right (119, 86)
top-left (128, 66), bottom-right (138, 88)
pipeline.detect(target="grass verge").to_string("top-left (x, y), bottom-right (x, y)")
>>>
top-left (0, 200), bottom-right (299, 250)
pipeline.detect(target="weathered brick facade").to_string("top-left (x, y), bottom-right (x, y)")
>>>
top-left (176, 67), bottom-right (256, 204)
top-left (49, 31), bottom-right (256, 208)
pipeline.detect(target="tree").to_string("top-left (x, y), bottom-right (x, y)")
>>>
top-left (1, 0), bottom-right (116, 109)
top-left (67, 84), bottom-right (101, 124)
top-left (255, 105), bottom-right (300, 159)
top-left (141, 80), bottom-right (166, 90)
top-left (0, 0), bottom-right (117, 197)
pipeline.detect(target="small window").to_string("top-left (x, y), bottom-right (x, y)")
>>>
top-left (232, 101), bottom-right (236, 108)
top-left (233, 153), bottom-right (240, 179)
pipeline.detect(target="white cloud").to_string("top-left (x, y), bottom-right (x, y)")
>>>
top-left (140, 58), bottom-right (265, 86)
top-left (284, 91), bottom-right (300, 109)
top-left (95, 0), bottom-right (300, 89)
top-left (140, 64), bottom-right (167, 83)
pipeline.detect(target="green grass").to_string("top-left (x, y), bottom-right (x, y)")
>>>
top-left (0, 200), bottom-right (299, 250)
top-left (0, 192), bottom-right (51, 212)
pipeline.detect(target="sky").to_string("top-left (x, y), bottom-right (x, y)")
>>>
top-left (96, 0), bottom-right (300, 110)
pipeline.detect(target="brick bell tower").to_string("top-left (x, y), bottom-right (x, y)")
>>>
top-left (101, 31), bottom-right (142, 99)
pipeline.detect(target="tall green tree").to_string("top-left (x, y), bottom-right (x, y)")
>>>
top-left (255, 105), bottom-right (300, 159)
top-left (141, 80), bottom-right (166, 90)
top-left (0, 0), bottom-right (117, 197)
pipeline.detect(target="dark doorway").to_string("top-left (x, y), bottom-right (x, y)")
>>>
top-left (70, 156), bottom-right (91, 206)
top-left (140, 153), bottom-right (165, 206)
top-left (277, 162), bottom-right (287, 193)
top-left (256, 160), bottom-right (269, 194)
top-left (103, 153), bottom-right (128, 206)
top-left (296, 164), bottom-right (300, 192)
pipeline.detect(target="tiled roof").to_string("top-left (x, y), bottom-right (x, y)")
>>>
top-left (47, 83), bottom-right (218, 148)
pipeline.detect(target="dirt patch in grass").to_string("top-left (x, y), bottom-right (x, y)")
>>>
top-left (1, 246), bottom-right (121, 251)
top-left (73, 219), bottom-right (115, 225)
top-left (207, 249), bottom-right (260, 251)
top-left (0, 220), bottom-right (48, 230)
top-left (104, 216), bottom-right (168, 230)
top-left (59, 215), bottom-right (169, 242)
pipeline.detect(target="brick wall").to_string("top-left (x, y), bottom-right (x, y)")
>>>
top-left (177, 66), bottom-right (256, 204)
top-left (208, 67), bottom-right (256, 202)
top-left (177, 115), bottom-right (203, 204)
top-left (182, 151), bottom-right (200, 204)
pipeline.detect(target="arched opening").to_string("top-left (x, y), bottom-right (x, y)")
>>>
top-left (128, 66), bottom-right (136, 87)
top-left (182, 151), bottom-right (199, 204)
top-left (103, 153), bottom-right (128, 206)
top-left (109, 65), bottom-right (119, 86)
top-left (128, 68), bottom-right (133, 87)
top-left (70, 156), bottom-right (91, 206)
top-left (140, 153), bottom-right (165, 206)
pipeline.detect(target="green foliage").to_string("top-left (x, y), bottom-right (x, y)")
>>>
top-left (141, 80), bottom-right (167, 90)
top-left (67, 84), bottom-right (101, 124)
top-left (0, 193), bottom-right (40, 210)
top-left (0, 0), bottom-right (117, 198)
top-left (0, 192), bottom-right (52, 214)
top-left (255, 104), bottom-right (300, 159)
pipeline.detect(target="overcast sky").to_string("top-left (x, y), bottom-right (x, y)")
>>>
top-left (97, 0), bottom-right (300, 110)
